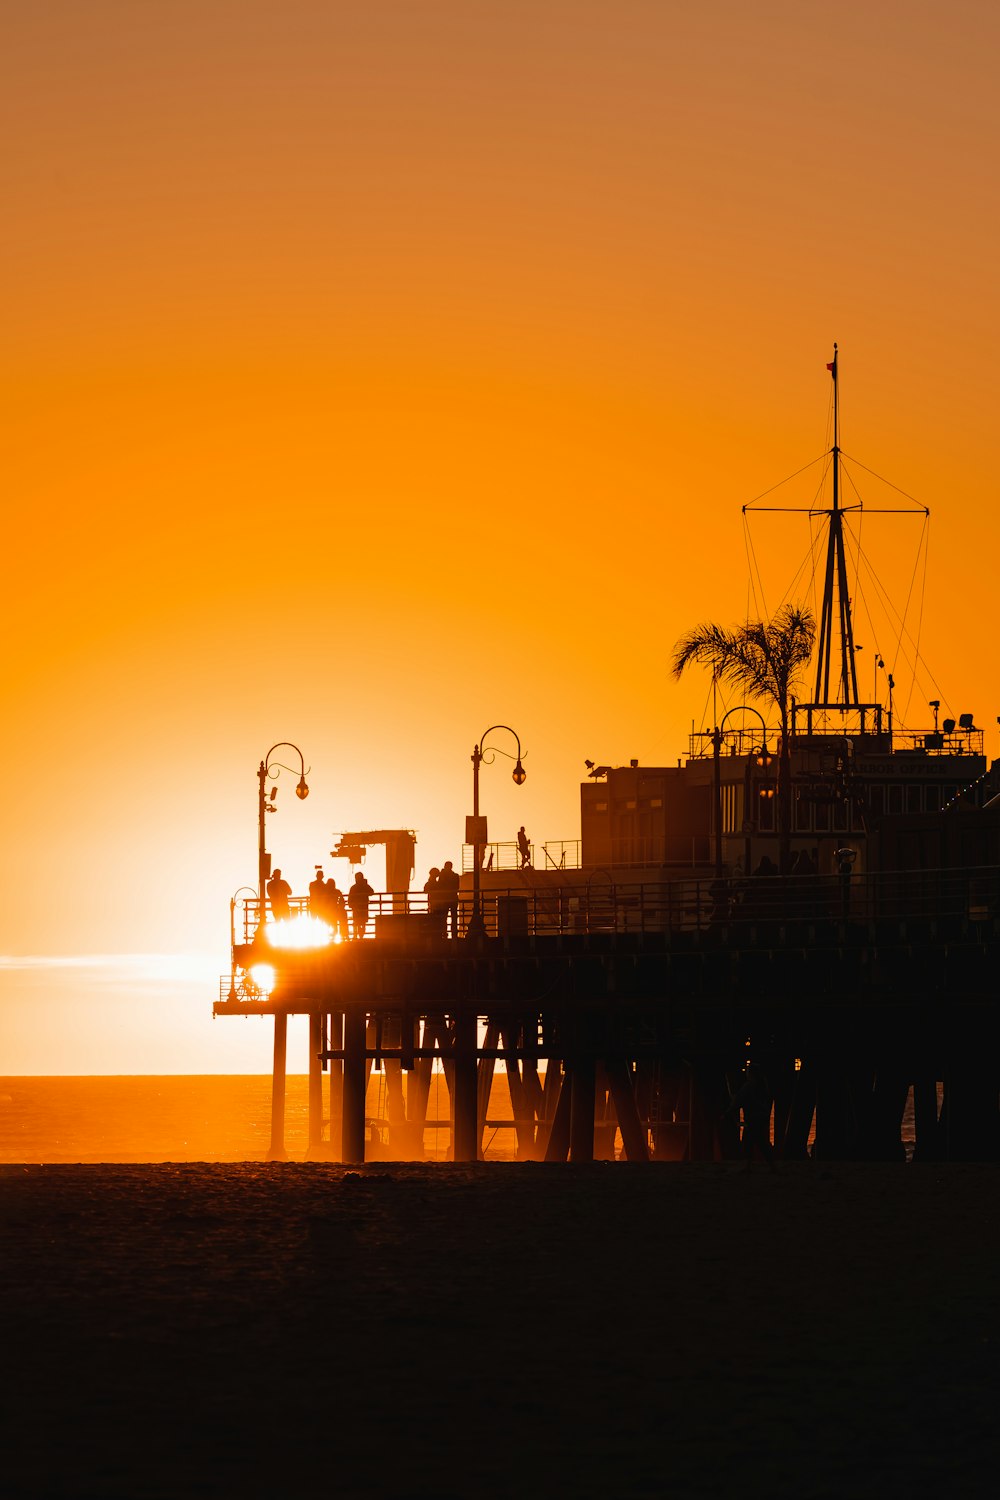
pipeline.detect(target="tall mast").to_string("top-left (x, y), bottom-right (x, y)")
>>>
top-left (813, 343), bottom-right (860, 705)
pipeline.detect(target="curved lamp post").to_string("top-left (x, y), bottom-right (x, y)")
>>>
top-left (256, 743), bottom-right (309, 1165)
top-left (467, 724), bottom-right (526, 938)
top-left (227, 885), bottom-right (259, 1001)
top-left (713, 708), bottom-right (770, 879)
top-left (258, 742), bottom-right (310, 920)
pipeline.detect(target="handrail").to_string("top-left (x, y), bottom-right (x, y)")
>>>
top-left (230, 863), bottom-right (1000, 948)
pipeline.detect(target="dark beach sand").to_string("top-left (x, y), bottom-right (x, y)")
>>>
top-left (2, 1162), bottom-right (998, 1499)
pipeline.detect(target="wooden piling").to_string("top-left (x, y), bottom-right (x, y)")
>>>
top-left (342, 1004), bottom-right (367, 1163)
top-left (453, 1008), bottom-right (478, 1162)
top-left (605, 1059), bottom-right (650, 1162)
top-left (328, 1012), bottom-right (344, 1161)
top-left (568, 1053), bottom-right (596, 1163)
top-left (266, 1011), bottom-right (288, 1161)
top-left (307, 1011), bottom-right (323, 1156)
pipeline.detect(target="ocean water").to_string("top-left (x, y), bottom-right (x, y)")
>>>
top-left (0, 1074), bottom-right (512, 1164)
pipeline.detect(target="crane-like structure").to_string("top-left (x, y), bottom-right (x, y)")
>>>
top-left (330, 830), bottom-right (416, 915)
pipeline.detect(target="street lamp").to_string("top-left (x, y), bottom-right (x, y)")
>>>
top-left (467, 724), bottom-right (526, 938)
top-left (713, 707), bottom-right (769, 880)
top-left (257, 742), bottom-right (309, 924)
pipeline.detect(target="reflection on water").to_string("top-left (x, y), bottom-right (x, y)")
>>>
top-left (0, 1074), bottom-right (918, 1164)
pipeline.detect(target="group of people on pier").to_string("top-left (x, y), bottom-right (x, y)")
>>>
top-left (265, 866), bottom-right (375, 939)
top-left (311, 869), bottom-right (374, 938)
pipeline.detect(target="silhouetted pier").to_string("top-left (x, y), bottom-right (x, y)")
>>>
top-left (216, 864), bottom-right (1000, 1164)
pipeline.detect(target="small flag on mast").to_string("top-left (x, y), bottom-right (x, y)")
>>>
top-left (826, 359), bottom-right (836, 376)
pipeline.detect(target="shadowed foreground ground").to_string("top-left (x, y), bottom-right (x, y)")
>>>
top-left (2, 1162), bottom-right (998, 1499)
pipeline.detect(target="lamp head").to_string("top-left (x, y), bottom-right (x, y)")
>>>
top-left (512, 759), bottom-right (526, 786)
top-left (296, 776), bottom-right (309, 800)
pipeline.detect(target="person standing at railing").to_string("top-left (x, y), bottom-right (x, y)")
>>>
top-left (266, 868), bottom-right (292, 921)
top-left (348, 871), bottom-right (374, 940)
top-left (517, 826), bottom-right (531, 869)
top-left (309, 867), bottom-right (327, 911)
top-left (326, 877), bottom-right (349, 940)
top-left (438, 860), bottom-right (460, 937)
top-left (424, 867), bottom-right (443, 935)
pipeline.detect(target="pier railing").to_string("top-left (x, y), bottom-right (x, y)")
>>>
top-left (459, 839), bottom-right (582, 873)
top-left (233, 863), bottom-right (1000, 948)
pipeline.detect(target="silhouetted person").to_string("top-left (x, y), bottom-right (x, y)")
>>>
top-left (326, 878), bottom-right (348, 940)
top-left (517, 826), bottom-right (531, 868)
top-left (754, 854), bottom-right (778, 878)
top-left (424, 867), bottom-right (443, 935)
top-left (725, 1060), bottom-right (775, 1170)
top-left (348, 871), bottom-right (374, 940)
top-left (309, 868), bottom-right (327, 912)
top-left (267, 868), bottom-right (291, 921)
top-left (438, 859), bottom-right (460, 937)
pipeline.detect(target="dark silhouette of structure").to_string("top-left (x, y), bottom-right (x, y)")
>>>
top-left (222, 355), bottom-right (1000, 1167)
top-left (726, 1060), bottom-right (775, 1168)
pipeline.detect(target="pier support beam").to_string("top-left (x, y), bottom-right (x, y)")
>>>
top-left (267, 1012), bottom-right (288, 1162)
top-left (606, 1059), bottom-right (650, 1162)
top-left (328, 1012), bottom-right (344, 1161)
top-left (406, 1017), bottom-right (436, 1157)
top-left (569, 1054), bottom-right (596, 1163)
top-left (342, 1005), bottom-right (368, 1164)
top-left (307, 1012), bottom-right (324, 1157)
top-left (453, 1008), bottom-right (479, 1162)
top-left (912, 1075), bottom-right (939, 1161)
top-left (543, 1067), bottom-right (571, 1161)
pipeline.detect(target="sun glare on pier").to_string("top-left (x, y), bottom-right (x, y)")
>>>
top-left (248, 963), bottom-right (276, 995)
top-left (264, 915), bottom-right (336, 950)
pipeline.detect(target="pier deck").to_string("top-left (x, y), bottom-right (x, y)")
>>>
top-left (216, 865), bottom-right (1000, 1164)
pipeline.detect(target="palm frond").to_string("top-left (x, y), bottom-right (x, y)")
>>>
top-left (670, 623), bottom-right (739, 681)
top-left (671, 605), bottom-right (816, 723)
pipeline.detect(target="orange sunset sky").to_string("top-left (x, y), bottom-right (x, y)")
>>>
top-left (3, 1), bottom-right (998, 1072)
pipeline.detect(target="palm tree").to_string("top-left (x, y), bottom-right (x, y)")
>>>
top-left (671, 604), bottom-right (816, 873)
